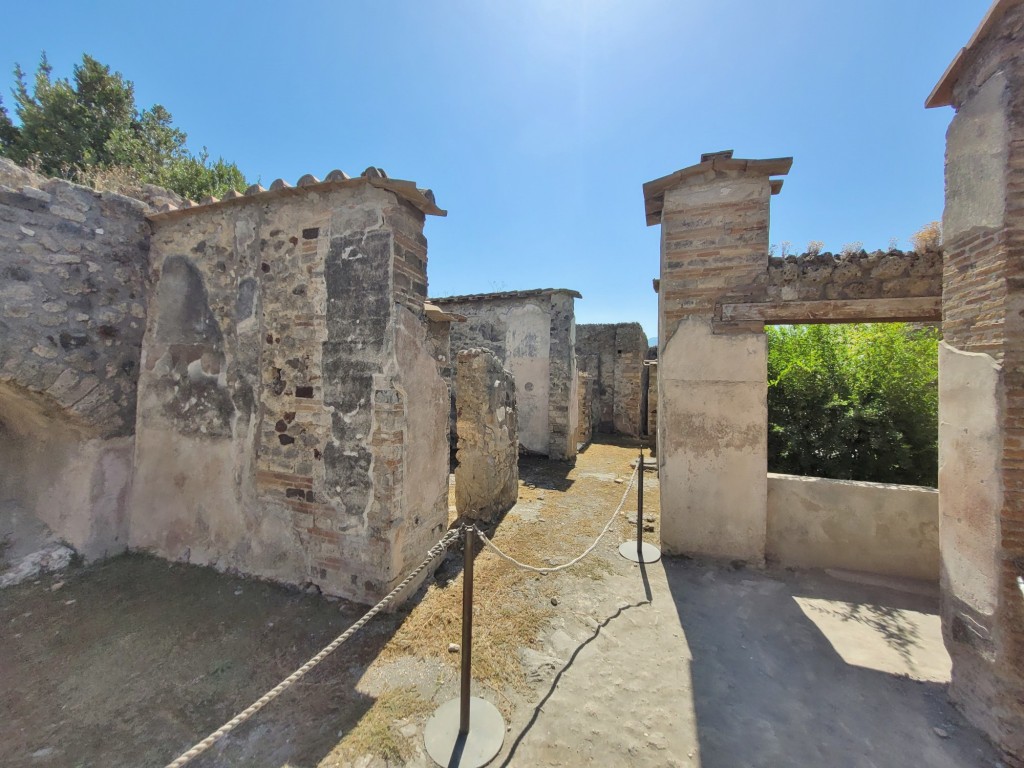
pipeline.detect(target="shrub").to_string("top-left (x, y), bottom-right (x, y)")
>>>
top-left (912, 221), bottom-right (942, 252)
top-left (767, 323), bottom-right (939, 486)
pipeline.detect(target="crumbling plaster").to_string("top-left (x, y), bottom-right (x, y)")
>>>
top-left (433, 290), bottom-right (579, 460)
top-left (454, 348), bottom-right (519, 520)
top-left (128, 179), bottom-right (449, 603)
top-left (767, 473), bottom-right (939, 581)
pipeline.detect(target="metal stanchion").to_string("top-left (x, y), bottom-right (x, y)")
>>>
top-left (620, 444), bottom-right (662, 564)
top-left (424, 526), bottom-right (505, 767)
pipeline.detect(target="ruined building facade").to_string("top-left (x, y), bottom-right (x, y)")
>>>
top-left (431, 289), bottom-right (580, 460)
top-left (0, 160), bottom-right (451, 603)
top-left (575, 322), bottom-right (648, 437)
top-left (926, 0), bottom-right (1024, 758)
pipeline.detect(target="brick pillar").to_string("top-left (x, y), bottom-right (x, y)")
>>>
top-left (927, 2), bottom-right (1024, 760)
top-left (643, 151), bottom-right (790, 562)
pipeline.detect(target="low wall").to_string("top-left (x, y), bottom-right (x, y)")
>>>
top-left (766, 473), bottom-right (939, 581)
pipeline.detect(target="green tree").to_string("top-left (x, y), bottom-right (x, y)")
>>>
top-left (0, 96), bottom-right (18, 153)
top-left (1, 53), bottom-right (247, 200)
top-left (767, 323), bottom-right (939, 486)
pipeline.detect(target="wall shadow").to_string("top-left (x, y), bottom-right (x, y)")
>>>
top-left (659, 558), bottom-right (999, 768)
top-left (0, 549), bottom-right (462, 768)
top-left (517, 453), bottom-right (575, 493)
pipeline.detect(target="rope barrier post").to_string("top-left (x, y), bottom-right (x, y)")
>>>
top-left (637, 445), bottom-right (644, 557)
top-left (460, 524), bottom-right (474, 734)
top-left (620, 440), bottom-right (661, 564)
top-left (424, 525), bottom-right (505, 768)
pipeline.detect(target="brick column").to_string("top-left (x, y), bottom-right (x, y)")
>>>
top-left (644, 151), bottom-right (790, 562)
top-left (927, 2), bottom-right (1024, 759)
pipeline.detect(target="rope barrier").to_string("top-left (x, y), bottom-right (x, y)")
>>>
top-left (164, 527), bottom-right (462, 768)
top-left (473, 464), bottom-right (639, 574)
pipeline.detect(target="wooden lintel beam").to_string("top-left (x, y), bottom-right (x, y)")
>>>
top-left (719, 297), bottom-right (941, 325)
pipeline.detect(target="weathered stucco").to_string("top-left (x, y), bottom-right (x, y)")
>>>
top-left (0, 384), bottom-right (133, 560)
top-left (130, 179), bottom-right (448, 604)
top-left (767, 473), bottom-right (939, 581)
top-left (454, 348), bottom-right (518, 520)
top-left (944, 72), bottom-right (1008, 242)
top-left (659, 319), bottom-right (767, 561)
top-left (929, 3), bottom-right (1024, 758)
top-left (938, 342), bottom-right (1001, 616)
top-left (651, 160), bottom-right (778, 564)
top-left (391, 305), bottom-right (451, 582)
top-left (432, 289), bottom-right (579, 460)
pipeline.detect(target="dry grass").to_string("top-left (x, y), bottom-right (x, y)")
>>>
top-left (77, 164), bottom-right (150, 198)
top-left (379, 442), bottom-right (652, 696)
top-left (912, 221), bottom-right (942, 252)
top-left (318, 687), bottom-right (432, 766)
top-left (378, 526), bottom-right (553, 692)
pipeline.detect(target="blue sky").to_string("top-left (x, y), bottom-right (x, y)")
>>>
top-left (2, 0), bottom-right (989, 339)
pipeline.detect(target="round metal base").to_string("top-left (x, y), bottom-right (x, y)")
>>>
top-left (619, 541), bottom-right (662, 563)
top-left (424, 697), bottom-right (505, 768)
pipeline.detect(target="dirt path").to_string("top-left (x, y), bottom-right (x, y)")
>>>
top-left (0, 440), bottom-right (1003, 767)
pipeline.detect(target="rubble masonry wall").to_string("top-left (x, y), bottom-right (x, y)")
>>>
top-left (454, 348), bottom-right (518, 520)
top-left (130, 182), bottom-right (449, 603)
top-left (575, 322), bottom-right (648, 437)
top-left (0, 160), bottom-right (150, 558)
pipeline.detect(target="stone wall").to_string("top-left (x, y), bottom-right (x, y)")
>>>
top-left (575, 322), bottom-right (648, 436)
top-left (130, 173), bottom-right (449, 604)
top-left (548, 290), bottom-right (579, 460)
top-left (766, 249), bottom-right (942, 303)
top-left (454, 349), bottom-right (518, 520)
top-left (766, 473), bottom-right (939, 581)
top-left (926, 1), bottom-right (1024, 758)
top-left (0, 160), bottom-right (151, 558)
top-left (432, 289), bottom-right (580, 460)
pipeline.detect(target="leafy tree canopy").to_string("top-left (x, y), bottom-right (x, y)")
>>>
top-left (1, 53), bottom-right (246, 200)
top-left (767, 323), bottom-right (939, 486)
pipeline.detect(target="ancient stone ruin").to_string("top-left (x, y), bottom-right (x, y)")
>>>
top-left (1, 160), bottom-right (453, 603)
top-left (453, 348), bottom-right (518, 521)
top-left (575, 322), bottom-right (649, 437)
top-left (2, 2), bottom-right (1022, 760)
top-left (431, 288), bottom-right (581, 460)
top-left (925, 1), bottom-right (1024, 756)
top-left (636, 1), bottom-right (1024, 756)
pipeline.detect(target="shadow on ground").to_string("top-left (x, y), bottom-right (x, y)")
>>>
top-left (0, 551), bottom-right (458, 768)
top-left (499, 599), bottom-right (650, 767)
top-left (662, 559), bottom-right (998, 768)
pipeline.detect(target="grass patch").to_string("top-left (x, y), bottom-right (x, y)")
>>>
top-left (321, 687), bottom-right (432, 766)
top-left (379, 532), bottom-right (553, 692)
top-left (378, 442), bottom-right (654, 695)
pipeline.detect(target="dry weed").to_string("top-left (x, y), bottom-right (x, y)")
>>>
top-left (319, 686), bottom-right (431, 766)
top-left (912, 221), bottom-right (942, 252)
top-left (378, 442), bottom-right (653, 696)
